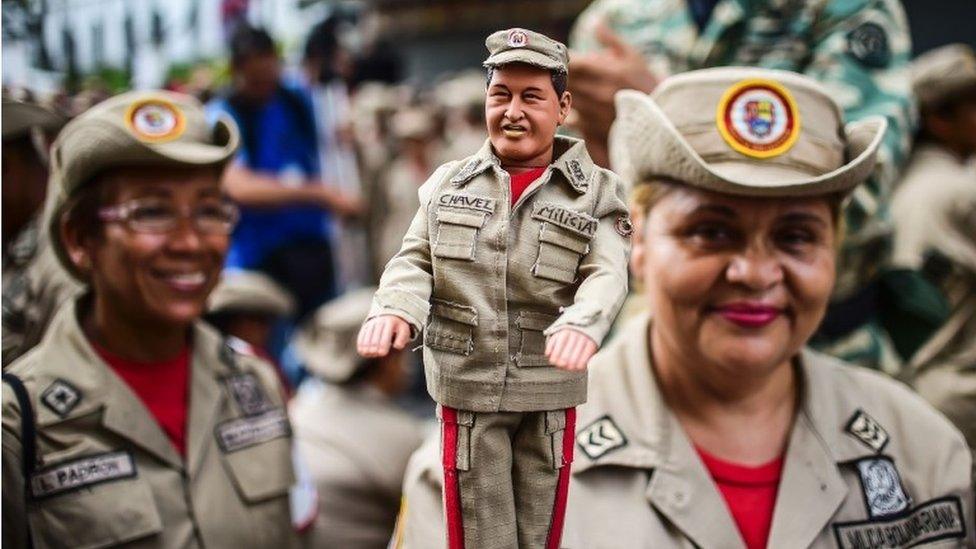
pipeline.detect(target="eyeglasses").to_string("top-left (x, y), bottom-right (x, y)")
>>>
top-left (98, 197), bottom-right (240, 235)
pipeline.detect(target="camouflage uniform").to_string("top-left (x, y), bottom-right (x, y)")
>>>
top-left (571, 0), bottom-right (916, 370)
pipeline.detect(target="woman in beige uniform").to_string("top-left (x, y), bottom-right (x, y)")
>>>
top-left (2, 91), bottom-right (299, 548)
top-left (562, 68), bottom-right (975, 549)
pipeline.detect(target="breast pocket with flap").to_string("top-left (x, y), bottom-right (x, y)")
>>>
top-left (432, 208), bottom-right (487, 261)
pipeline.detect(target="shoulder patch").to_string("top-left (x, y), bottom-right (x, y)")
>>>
top-left (576, 415), bottom-right (628, 460)
top-left (565, 159), bottom-right (589, 193)
top-left (40, 379), bottom-right (82, 417)
top-left (450, 158), bottom-right (484, 185)
top-left (833, 497), bottom-right (965, 549)
top-left (847, 22), bottom-right (890, 68)
top-left (30, 451), bottom-right (136, 499)
top-left (215, 409), bottom-right (290, 452)
top-left (225, 373), bottom-right (275, 416)
top-left (854, 457), bottom-right (911, 518)
top-left (845, 409), bottom-right (889, 453)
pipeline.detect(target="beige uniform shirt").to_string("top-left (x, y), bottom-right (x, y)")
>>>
top-left (369, 136), bottom-right (630, 412)
top-left (290, 383), bottom-right (424, 549)
top-left (391, 431), bottom-right (444, 549)
top-left (2, 298), bottom-right (298, 548)
top-left (563, 313), bottom-right (974, 548)
top-left (892, 143), bottom-right (976, 448)
top-left (2, 216), bottom-right (81, 368)
top-left (371, 157), bottom-right (424, 276)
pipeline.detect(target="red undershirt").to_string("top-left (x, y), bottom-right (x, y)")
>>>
top-left (506, 166), bottom-right (547, 206)
top-left (696, 446), bottom-right (784, 549)
top-left (96, 344), bottom-right (191, 457)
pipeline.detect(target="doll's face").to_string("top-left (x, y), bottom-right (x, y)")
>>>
top-left (485, 63), bottom-right (571, 166)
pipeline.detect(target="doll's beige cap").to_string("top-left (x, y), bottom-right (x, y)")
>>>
top-left (484, 28), bottom-right (568, 73)
top-left (47, 89), bottom-right (239, 279)
top-left (609, 67), bottom-right (886, 197)
top-left (208, 270), bottom-right (295, 318)
top-left (912, 44), bottom-right (976, 110)
top-left (295, 287), bottom-right (377, 383)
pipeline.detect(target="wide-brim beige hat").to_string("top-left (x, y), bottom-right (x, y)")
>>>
top-left (2, 97), bottom-right (66, 140)
top-left (207, 270), bottom-right (295, 318)
top-left (912, 44), bottom-right (976, 109)
top-left (295, 287), bottom-right (377, 383)
top-left (609, 67), bottom-right (887, 198)
top-left (47, 89), bottom-right (240, 280)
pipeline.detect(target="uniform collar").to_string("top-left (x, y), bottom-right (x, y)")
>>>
top-left (450, 135), bottom-right (595, 194)
top-left (31, 296), bottom-right (236, 470)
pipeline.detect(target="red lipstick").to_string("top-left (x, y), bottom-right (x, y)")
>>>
top-left (712, 302), bottom-right (782, 328)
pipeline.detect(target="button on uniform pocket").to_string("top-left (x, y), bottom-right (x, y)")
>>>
top-left (515, 311), bottom-right (559, 367)
top-left (425, 300), bottom-right (478, 355)
top-left (532, 223), bottom-right (592, 284)
top-left (432, 208), bottom-right (487, 261)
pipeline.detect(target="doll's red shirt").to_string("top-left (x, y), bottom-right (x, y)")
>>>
top-left (507, 166), bottom-right (547, 206)
top-left (696, 446), bottom-right (784, 549)
top-left (96, 343), bottom-right (191, 456)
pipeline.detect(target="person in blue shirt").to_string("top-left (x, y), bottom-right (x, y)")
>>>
top-left (209, 26), bottom-right (360, 319)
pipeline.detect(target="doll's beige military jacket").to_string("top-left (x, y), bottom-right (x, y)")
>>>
top-left (563, 313), bottom-right (975, 549)
top-left (369, 136), bottom-right (630, 412)
top-left (2, 298), bottom-right (298, 548)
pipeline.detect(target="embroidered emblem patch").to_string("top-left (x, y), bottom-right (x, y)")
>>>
top-left (576, 415), bottom-right (628, 460)
top-left (450, 158), bottom-right (483, 184)
top-left (216, 409), bottom-right (290, 452)
top-left (845, 409), bottom-right (889, 453)
top-left (717, 78), bottom-right (800, 159)
top-left (565, 159), bottom-right (588, 192)
top-left (437, 193), bottom-right (496, 214)
top-left (855, 457), bottom-right (910, 518)
top-left (614, 215), bottom-right (634, 238)
top-left (225, 373), bottom-right (274, 416)
top-left (124, 99), bottom-right (185, 143)
top-left (30, 451), bottom-right (136, 499)
top-left (847, 22), bottom-right (890, 69)
top-left (40, 379), bottom-right (81, 417)
top-left (507, 29), bottom-right (529, 48)
top-left (532, 202), bottom-right (598, 238)
top-left (833, 497), bottom-right (965, 549)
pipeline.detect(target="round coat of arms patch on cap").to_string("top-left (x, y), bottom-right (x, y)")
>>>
top-left (716, 78), bottom-right (801, 159)
top-left (507, 29), bottom-right (529, 48)
top-left (124, 99), bottom-right (186, 143)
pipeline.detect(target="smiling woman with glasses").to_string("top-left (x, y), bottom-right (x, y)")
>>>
top-left (2, 91), bottom-right (301, 548)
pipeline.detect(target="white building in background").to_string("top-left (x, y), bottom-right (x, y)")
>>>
top-left (2, 0), bottom-right (330, 92)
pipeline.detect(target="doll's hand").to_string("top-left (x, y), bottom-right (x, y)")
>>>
top-left (357, 315), bottom-right (412, 358)
top-left (545, 328), bottom-right (597, 371)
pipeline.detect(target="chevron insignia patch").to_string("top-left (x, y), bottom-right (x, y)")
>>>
top-left (576, 415), bottom-right (628, 460)
top-left (845, 409), bottom-right (889, 453)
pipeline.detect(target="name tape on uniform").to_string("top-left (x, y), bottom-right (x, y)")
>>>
top-left (216, 409), bottom-right (290, 453)
top-left (833, 497), bottom-right (965, 549)
top-left (437, 193), bottom-right (496, 214)
top-left (532, 203), bottom-right (598, 238)
top-left (576, 415), bottom-right (628, 460)
top-left (30, 451), bottom-right (136, 499)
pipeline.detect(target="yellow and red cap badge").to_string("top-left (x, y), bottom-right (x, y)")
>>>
top-left (124, 98), bottom-right (186, 143)
top-left (716, 79), bottom-right (800, 159)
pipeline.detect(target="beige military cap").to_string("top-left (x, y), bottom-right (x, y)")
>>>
top-left (46, 90), bottom-right (239, 279)
top-left (435, 71), bottom-right (488, 110)
top-left (392, 107), bottom-right (436, 140)
top-left (295, 287), bottom-right (376, 383)
top-left (912, 44), bottom-right (976, 110)
top-left (2, 96), bottom-right (65, 140)
top-left (610, 67), bottom-right (887, 197)
top-left (483, 28), bottom-right (568, 73)
top-left (207, 270), bottom-right (295, 318)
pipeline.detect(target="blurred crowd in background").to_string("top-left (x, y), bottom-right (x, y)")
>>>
top-left (3, 0), bottom-right (975, 547)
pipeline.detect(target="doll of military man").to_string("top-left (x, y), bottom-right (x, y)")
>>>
top-left (358, 28), bottom-right (630, 549)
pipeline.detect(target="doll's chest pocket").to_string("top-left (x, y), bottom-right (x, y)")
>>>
top-left (432, 206), bottom-right (490, 261)
top-left (530, 203), bottom-right (597, 285)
